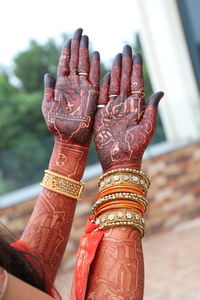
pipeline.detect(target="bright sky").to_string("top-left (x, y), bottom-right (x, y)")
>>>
top-left (0, 0), bottom-right (139, 68)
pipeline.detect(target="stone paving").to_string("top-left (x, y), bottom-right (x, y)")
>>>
top-left (56, 217), bottom-right (200, 300)
top-left (143, 218), bottom-right (200, 300)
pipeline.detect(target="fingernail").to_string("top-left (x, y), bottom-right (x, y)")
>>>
top-left (73, 28), bottom-right (83, 40)
top-left (123, 45), bottom-right (132, 57)
top-left (103, 72), bottom-right (111, 84)
top-left (44, 73), bottom-right (55, 87)
top-left (92, 51), bottom-right (100, 61)
top-left (63, 39), bottom-right (71, 49)
top-left (133, 53), bottom-right (143, 64)
top-left (113, 53), bottom-right (122, 66)
top-left (80, 35), bottom-right (88, 48)
top-left (148, 91), bottom-right (164, 106)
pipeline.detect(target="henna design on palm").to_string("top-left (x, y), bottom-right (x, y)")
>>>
top-left (94, 47), bottom-right (164, 172)
top-left (42, 28), bottom-right (100, 148)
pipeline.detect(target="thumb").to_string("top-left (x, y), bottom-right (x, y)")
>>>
top-left (43, 73), bottom-right (56, 102)
top-left (140, 91), bottom-right (164, 135)
top-left (146, 91), bottom-right (164, 107)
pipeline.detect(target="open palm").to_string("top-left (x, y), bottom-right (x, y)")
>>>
top-left (94, 48), bottom-right (163, 172)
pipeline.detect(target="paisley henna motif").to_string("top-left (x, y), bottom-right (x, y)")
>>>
top-left (94, 49), bottom-right (163, 172)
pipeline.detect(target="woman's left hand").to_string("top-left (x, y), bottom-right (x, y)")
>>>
top-left (94, 46), bottom-right (164, 172)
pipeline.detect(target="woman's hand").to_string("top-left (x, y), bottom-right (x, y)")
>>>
top-left (42, 28), bottom-right (100, 148)
top-left (41, 28), bottom-right (100, 179)
top-left (21, 29), bottom-right (100, 280)
top-left (94, 46), bottom-right (164, 172)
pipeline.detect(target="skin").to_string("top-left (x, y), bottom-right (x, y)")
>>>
top-left (3, 273), bottom-right (54, 300)
top-left (86, 46), bottom-right (164, 299)
top-left (20, 28), bottom-right (100, 284)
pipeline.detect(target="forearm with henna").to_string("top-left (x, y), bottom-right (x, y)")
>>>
top-left (21, 188), bottom-right (76, 281)
top-left (86, 227), bottom-right (144, 299)
top-left (88, 47), bottom-right (163, 298)
top-left (21, 142), bottom-right (88, 280)
top-left (21, 29), bottom-right (100, 281)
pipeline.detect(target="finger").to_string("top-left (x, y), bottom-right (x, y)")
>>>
top-left (70, 28), bottom-right (83, 75)
top-left (57, 39), bottom-right (71, 77)
top-left (89, 51), bottom-right (100, 87)
top-left (146, 91), bottom-right (164, 106)
top-left (131, 53), bottom-right (144, 97)
top-left (140, 92), bottom-right (164, 135)
top-left (98, 72), bottom-right (110, 105)
top-left (109, 53), bottom-right (122, 99)
top-left (78, 35), bottom-right (89, 77)
top-left (43, 73), bottom-right (56, 102)
top-left (120, 45), bottom-right (132, 96)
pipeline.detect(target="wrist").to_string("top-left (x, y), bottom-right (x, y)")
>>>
top-left (48, 138), bottom-right (89, 180)
top-left (103, 161), bottom-right (142, 173)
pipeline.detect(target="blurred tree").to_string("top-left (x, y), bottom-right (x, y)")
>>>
top-left (14, 38), bottom-right (61, 92)
top-left (0, 71), bottom-right (52, 193)
top-left (0, 72), bottom-right (48, 149)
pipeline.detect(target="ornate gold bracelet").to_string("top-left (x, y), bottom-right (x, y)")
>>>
top-left (98, 168), bottom-right (150, 193)
top-left (94, 210), bottom-right (145, 237)
top-left (40, 170), bottom-right (85, 200)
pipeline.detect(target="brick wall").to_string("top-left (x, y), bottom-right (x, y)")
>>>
top-left (143, 141), bottom-right (200, 234)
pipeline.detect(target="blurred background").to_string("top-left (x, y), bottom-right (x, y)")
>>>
top-left (0, 0), bottom-right (200, 299)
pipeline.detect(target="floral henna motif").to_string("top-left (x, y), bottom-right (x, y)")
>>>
top-left (86, 227), bottom-right (144, 299)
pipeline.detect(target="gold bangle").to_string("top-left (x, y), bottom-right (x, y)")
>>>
top-left (40, 170), bottom-right (85, 200)
top-left (98, 168), bottom-right (150, 193)
top-left (94, 210), bottom-right (145, 237)
top-left (95, 222), bottom-right (144, 237)
top-left (92, 192), bottom-right (148, 214)
top-left (95, 209), bottom-right (144, 227)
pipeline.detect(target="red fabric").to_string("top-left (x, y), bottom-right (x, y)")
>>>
top-left (11, 240), bottom-right (58, 299)
top-left (70, 216), bottom-right (106, 300)
top-left (12, 240), bottom-right (33, 252)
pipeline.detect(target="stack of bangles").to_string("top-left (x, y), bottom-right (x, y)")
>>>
top-left (40, 168), bottom-right (150, 238)
top-left (92, 168), bottom-right (150, 237)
